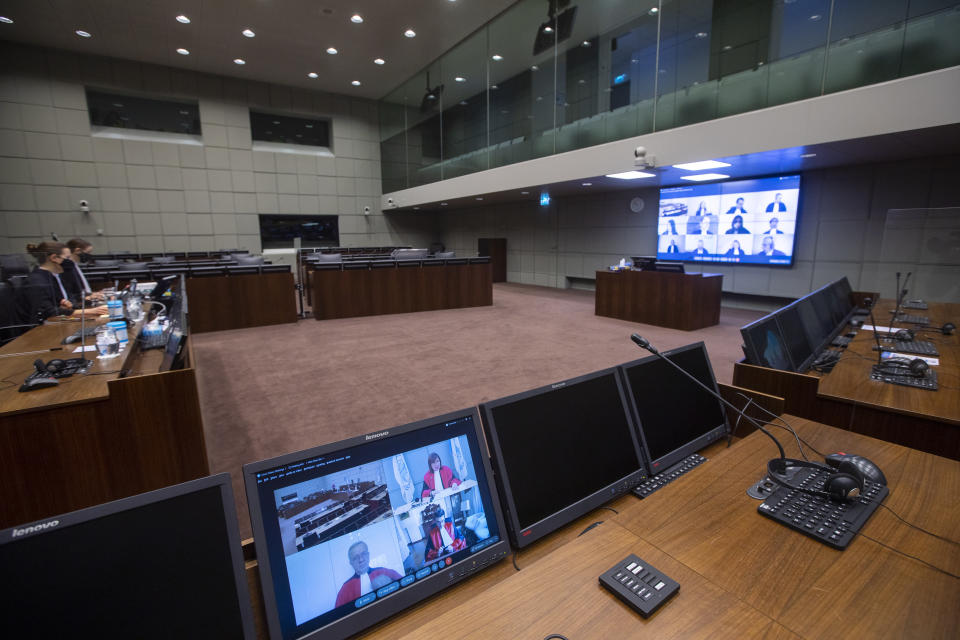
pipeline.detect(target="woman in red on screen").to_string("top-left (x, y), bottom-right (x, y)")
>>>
top-left (421, 452), bottom-right (461, 498)
top-left (421, 504), bottom-right (466, 561)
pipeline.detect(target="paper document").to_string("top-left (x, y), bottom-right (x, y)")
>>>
top-left (72, 345), bottom-right (98, 353)
top-left (880, 352), bottom-right (939, 366)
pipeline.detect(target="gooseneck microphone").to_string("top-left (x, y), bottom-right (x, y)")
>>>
top-left (630, 334), bottom-right (788, 468)
top-left (865, 297), bottom-right (884, 367)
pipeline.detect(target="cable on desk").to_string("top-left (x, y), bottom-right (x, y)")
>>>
top-left (878, 503), bottom-right (960, 546)
top-left (858, 531), bottom-right (960, 580)
top-left (578, 521), bottom-right (603, 537)
top-left (595, 506), bottom-right (618, 515)
top-left (734, 393), bottom-right (825, 459)
top-left (511, 551), bottom-right (520, 572)
top-left (543, 635), bottom-right (570, 640)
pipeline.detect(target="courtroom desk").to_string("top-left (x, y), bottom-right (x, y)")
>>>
top-left (733, 301), bottom-right (960, 459)
top-left (310, 262), bottom-right (492, 320)
top-left (0, 318), bottom-right (209, 529)
top-left (185, 271), bottom-right (297, 333)
top-left (365, 418), bottom-right (957, 640)
top-left (595, 269), bottom-right (723, 331)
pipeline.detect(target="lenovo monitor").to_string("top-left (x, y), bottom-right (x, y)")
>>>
top-left (0, 474), bottom-right (255, 638)
top-left (479, 368), bottom-right (645, 549)
top-left (619, 342), bottom-right (729, 474)
top-left (243, 408), bottom-right (509, 640)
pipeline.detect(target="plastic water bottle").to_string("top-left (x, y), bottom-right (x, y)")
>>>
top-left (96, 326), bottom-right (120, 358)
top-left (107, 295), bottom-right (123, 320)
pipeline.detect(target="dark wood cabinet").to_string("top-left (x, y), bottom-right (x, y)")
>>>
top-left (478, 238), bottom-right (507, 282)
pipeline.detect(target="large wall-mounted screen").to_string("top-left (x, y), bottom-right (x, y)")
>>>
top-left (657, 175), bottom-right (801, 266)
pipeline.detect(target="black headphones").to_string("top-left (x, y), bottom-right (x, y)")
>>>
top-left (766, 458), bottom-right (864, 501)
top-left (34, 358), bottom-right (66, 375)
top-left (876, 356), bottom-right (929, 377)
top-left (918, 322), bottom-right (955, 336)
top-left (893, 328), bottom-right (915, 341)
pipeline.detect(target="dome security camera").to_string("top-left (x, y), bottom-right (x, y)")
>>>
top-left (634, 146), bottom-right (646, 159)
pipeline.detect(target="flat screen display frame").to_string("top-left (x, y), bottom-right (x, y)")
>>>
top-left (259, 214), bottom-right (339, 249)
top-left (618, 342), bottom-right (729, 474)
top-left (0, 473), bottom-right (256, 638)
top-left (479, 367), bottom-right (646, 549)
top-left (243, 408), bottom-right (510, 640)
top-left (657, 174), bottom-right (802, 267)
top-left (741, 312), bottom-right (795, 372)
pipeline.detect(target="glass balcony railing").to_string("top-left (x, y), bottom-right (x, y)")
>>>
top-left (379, 0), bottom-right (960, 193)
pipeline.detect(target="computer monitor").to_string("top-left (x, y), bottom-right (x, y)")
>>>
top-left (479, 368), bottom-right (645, 549)
top-left (0, 474), bottom-right (255, 638)
top-left (243, 408), bottom-right (509, 640)
top-left (741, 314), bottom-right (793, 371)
top-left (776, 302), bottom-right (816, 373)
top-left (619, 342), bottom-right (729, 474)
top-left (148, 274), bottom-right (178, 300)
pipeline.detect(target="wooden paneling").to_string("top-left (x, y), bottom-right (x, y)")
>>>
top-left (595, 270), bottom-right (723, 330)
top-left (0, 318), bottom-right (208, 529)
top-left (186, 272), bottom-right (297, 333)
top-left (733, 300), bottom-right (960, 459)
top-left (311, 263), bottom-right (492, 320)
top-left (477, 238), bottom-right (507, 282)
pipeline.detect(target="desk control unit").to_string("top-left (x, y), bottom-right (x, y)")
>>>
top-left (632, 454), bottom-right (707, 499)
top-left (600, 554), bottom-right (680, 617)
top-left (875, 339), bottom-right (939, 356)
top-left (757, 467), bottom-right (888, 550)
top-left (870, 369), bottom-right (939, 391)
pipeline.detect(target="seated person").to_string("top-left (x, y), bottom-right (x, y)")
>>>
top-left (759, 235), bottom-right (786, 257)
top-left (725, 197), bottom-right (747, 214)
top-left (421, 503), bottom-right (466, 561)
top-left (17, 242), bottom-right (106, 324)
top-left (765, 193), bottom-right (787, 212)
top-left (724, 240), bottom-right (746, 256)
top-left (334, 541), bottom-right (402, 608)
top-left (763, 218), bottom-right (785, 234)
top-left (421, 452), bottom-right (460, 498)
top-left (62, 238), bottom-right (106, 304)
top-left (725, 215), bottom-right (750, 234)
top-left (665, 238), bottom-right (681, 254)
top-left (692, 239), bottom-right (709, 256)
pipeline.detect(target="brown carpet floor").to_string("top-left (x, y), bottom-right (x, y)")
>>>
top-left (192, 282), bottom-right (762, 538)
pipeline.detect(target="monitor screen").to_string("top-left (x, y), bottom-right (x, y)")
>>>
top-left (244, 409), bottom-right (509, 640)
top-left (657, 174), bottom-right (801, 266)
top-left (619, 342), bottom-right (728, 473)
top-left (741, 314), bottom-right (793, 371)
top-left (777, 303), bottom-right (815, 372)
top-left (0, 474), bottom-right (255, 638)
top-left (480, 369), bottom-right (645, 548)
top-left (259, 214), bottom-right (339, 249)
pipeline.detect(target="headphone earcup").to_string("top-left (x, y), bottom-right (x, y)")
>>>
top-left (824, 472), bottom-right (862, 500)
top-left (909, 358), bottom-right (929, 376)
top-left (942, 322), bottom-right (956, 335)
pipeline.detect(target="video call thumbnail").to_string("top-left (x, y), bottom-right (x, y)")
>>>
top-left (657, 174), bottom-right (801, 265)
top-left (271, 435), bottom-right (491, 626)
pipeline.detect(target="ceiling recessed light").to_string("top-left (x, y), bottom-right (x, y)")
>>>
top-left (176, 48), bottom-right (190, 55)
top-left (606, 171), bottom-right (655, 180)
top-left (308, 72), bottom-right (318, 78)
top-left (521, 191), bottom-right (529, 195)
top-left (809, 14), bottom-right (822, 21)
top-left (681, 173), bottom-right (730, 182)
top-left (454, 76), bottom-right (466, 82)
top-left (531, 65), bottom-right (539, 71)
top-left (582, 40), bottom-right (591, 47)
top-left (75, 30), bottom-right (92, 38)
top-left (544, 26), bottom-right (553, 33)
top-left (800, 152), bottom-right (817, 158)
top-left (374, 58), bottom-right (385, 65)
top-left (233, 58), bottom-right (246, 65)
top-left (673, 160), bottom-right (731, 171)
top-left (459, 100), bottom-right (468, 106)
top-left (272, 120), bottom-right (280, 125)
top-left (722, 45), bottom-right (732, 51)
top-left (176, 15), bottom-right (190, 24)
top-left (582, 182), bottom-right (592, 186)
top-left (305, 124), bottom-right (313, 128)
top-left (475, 197), bottom-right (483, 201)
top-left (404, 29), bottom-right (416, 38)
top-left (351, 80), bottom-right (361, 86)
top-left (649, 7), bottom-right (659, 14)
top-left (351, 14), bottom-right (363, 24)
top-left (413, 206), bottom-right (420, 210)
top-left (491, 84), bottom-right (499, 90)
top-left (695, 32), bottom-right (708, 39)
top-left (441, 202), bottom-right (448, 206)
top-left (326, 47), bottom-right (338, 54)
top-left (242, 28), bottom-right (255, 37)
top-left (491, 54), bottom-right (503, 61)
top-left (112, 102), bottom-right (124, 108)
top-left (0, 16), bottom-right (13, 24)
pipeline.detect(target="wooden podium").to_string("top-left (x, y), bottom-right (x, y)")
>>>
top-left (595, 270), bottom-right (723, 330)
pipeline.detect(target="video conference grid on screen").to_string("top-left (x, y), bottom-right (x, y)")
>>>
top-left (247, 413), bottom-right (501, 640)
top-left (657, 175), bottom-right (801, 266)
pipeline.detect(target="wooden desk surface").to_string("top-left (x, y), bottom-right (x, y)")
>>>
top-left (363, 418), bottom-right (959, 639)
top-left (0, 317), bottom-right (138, 416)
top-left (816, 300), bottom-right (960, 425)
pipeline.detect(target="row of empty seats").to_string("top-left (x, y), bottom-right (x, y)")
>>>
top-left (83, 263), bottom-right (291, 282)
top-left (308, 256), bottom-right (488, 270)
